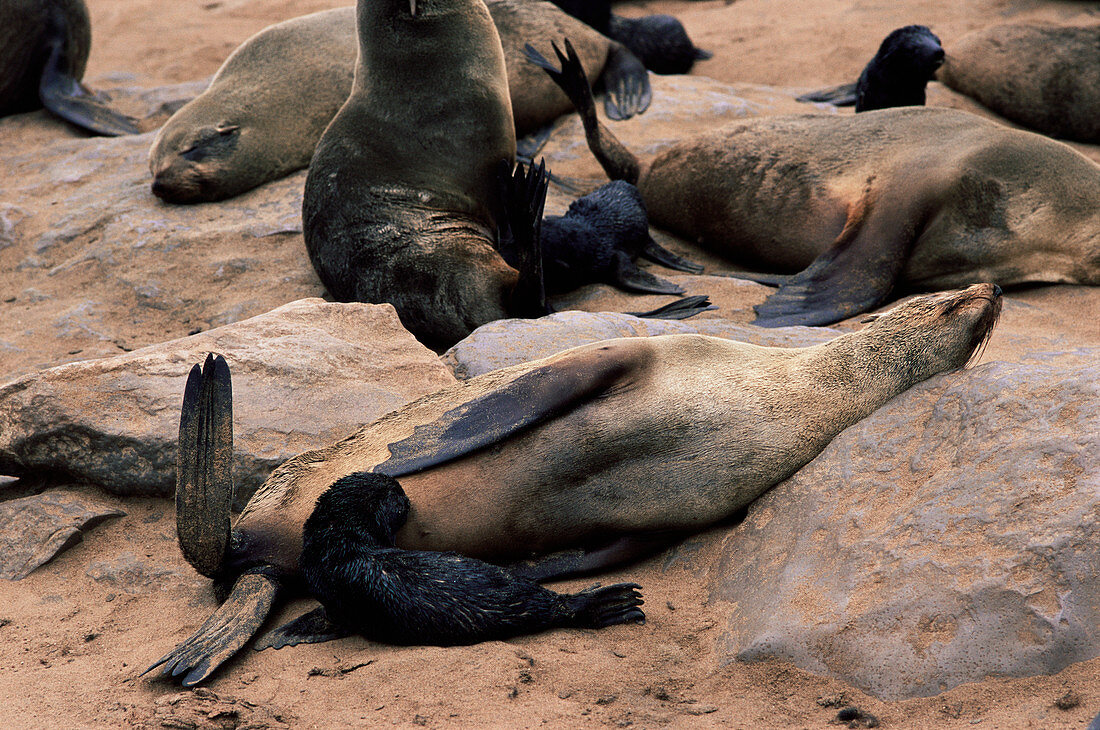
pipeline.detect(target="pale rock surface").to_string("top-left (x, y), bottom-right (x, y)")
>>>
top-left (0, 299), bottom-right (455, 504)
top-left (697, 351), bottom-right (1100, 699)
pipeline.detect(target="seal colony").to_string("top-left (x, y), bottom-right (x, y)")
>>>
top-left (0, 0), bottom-right (137, 135)
top-left (531, 40), bottom-right (1100, 327)
top-left (149, 2), bottom-right (651, 204)
top-left (145, 283), bottom-right (1003, 685)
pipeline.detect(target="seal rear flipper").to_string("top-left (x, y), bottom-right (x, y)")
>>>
top-left (525, 40), bottom-right (641, 184)
top-left (506, 159), bottom-right (549, 318)
top-left (796, 82), bottom-right (859, 106)
top-left (641, 236), bottom-right (704, 274)
top-left (143, 570), bottom-right (280, 686)
top-left (752, 213), bottom-right (911, 327)
top-left (721, 270), bottom-right (794, 287)
top-left (599, 44), bottom-right (652, 121)
top-left (38, 33), bottom-right (138, 136)
top-left (375, 339), bottom-right (647, 478)
top-left (611, 251), bottom-right (685, 294)
top-left (176, 354), bottom-right (234, 579)
top-left (627, 294), bottom-right (716, 320)
top-left (253, 606), bottom-right (349, 651)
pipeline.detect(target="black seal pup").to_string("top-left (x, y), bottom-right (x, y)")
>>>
top-left (531, 40), bottom-right (1100, 328)
top-left (0, 0), bottom-right (137, 135)
top-left (144, 282), bottom-right (1002, 685)
top-left (797, 25), bottom-right (944, 112)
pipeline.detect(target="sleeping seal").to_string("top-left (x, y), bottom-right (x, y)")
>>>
top-left (144, 282), bottom-right (1002, 685)
top-left (937, 24), bottom-right (1100, 143)
top-left (149, 2), bottom-right (650, 204)
top-left (533, 41), bottom-right (1100, 327)
top-left (0, 0), bottom-right (137, 135)
top-left (796, 25), bottom-right (944, 111)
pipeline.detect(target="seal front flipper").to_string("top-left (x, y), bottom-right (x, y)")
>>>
top-left (38, 26), bottom-right (138, 136)
top-left (641, 236), bottom-right (704, 274)
top-left (752, 201), bottom-right (914, 327)
top-left (375, 339), bottom-right (647, 478)
top-left (525, 40), bottom-right (641, 184)
top-left (796, 82), bottom-right (858, 106)
top-left (253, 606), bottom-right (349, 651)
top-left (600, 44), bottom-right (651, 121)
top-left (301, 475), bottom-right (645, 646)
top-left (611, 250), bottom-right (685, 294)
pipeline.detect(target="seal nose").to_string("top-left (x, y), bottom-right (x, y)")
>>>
top-left (992, 284), bottom-right (1003, 297)
top-left (151, 178), bottom-right (170, 200)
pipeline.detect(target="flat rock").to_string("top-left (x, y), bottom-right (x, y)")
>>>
top-left (0, 490), bottom-right (124, 580)
top-left (0, 299), bottom-right (455, 504)
top-left (701, 351), bottom-right (1100, 699)
top-left (443, 307), bottom-right (841, 378)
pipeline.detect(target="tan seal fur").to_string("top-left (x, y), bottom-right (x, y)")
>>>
top-left (234, 283), bottom-right (1002, 575)
top-left (149, 2), bottom-right (625, 203)
top-left (539, 47), bottom-right (1100, 327)
top-left (938, 24), bottom-right (1100, 144)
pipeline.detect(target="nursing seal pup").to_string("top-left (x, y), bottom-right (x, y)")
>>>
top-left (0, 0), bottom-right (137, 135)
top-left (938, 24), bottom-right (1100, 143)
top-left (533, 41), bottom-right (1100, 327)
top-left (145, 283), bottom-right (1002, 686)
top-left (149, 2), bottom-right (650, 203)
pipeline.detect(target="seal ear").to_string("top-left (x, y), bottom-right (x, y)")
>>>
top-left (175, 354), bottom-right (234, 579)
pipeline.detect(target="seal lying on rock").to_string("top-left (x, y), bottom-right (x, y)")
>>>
top-left (796, 25), bottom-right (944, 111)
top-left (937, 24), bottom-right (1100, 143)
top-left (149, 2), bottom-right (650, 203)
top-left (144, 282), bottom-right (1003, 685)
top-left (0, 0), bottom-right (137, 135)
top-left (532, 40), bottom-right (1100, 327)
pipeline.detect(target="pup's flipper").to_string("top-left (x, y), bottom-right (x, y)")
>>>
top-left (254, 606), bottom-right (350, 651)
top-left (796, 82), bottom-right (858, 106)
top-left (640, 236), bottom-right (704, 273)
top-left (612, 251), bottom-right (685, 294)
top-left (627, 294), bottom-right (716, 320)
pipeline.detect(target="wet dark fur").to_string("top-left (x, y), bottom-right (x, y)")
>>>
top-left (300, 473), bottom-right (645, 645)
top-left (548, 0), bottom-right (709, 74)
top-left (856, 25), bottom-right (944, 112)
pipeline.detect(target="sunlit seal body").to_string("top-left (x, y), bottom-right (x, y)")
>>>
top-left (149, 2), bottom-right (648, 203)
top-left (146, 283), bottom-right (1002, 685)
top-left (938, 24), bottom-right (1100, 143)
top-left (532, 42), bottom-right (1100, 327)
top-left (0, 0), bottom-right (136, 135)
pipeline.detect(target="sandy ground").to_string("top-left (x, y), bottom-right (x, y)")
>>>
top-left (2, 0), bottom-right (1100, 728)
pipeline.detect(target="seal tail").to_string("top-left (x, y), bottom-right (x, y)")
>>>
top-left (524, 40), bottom-right (641, 184)
top-left (175, 354), bottom-right (234, 579)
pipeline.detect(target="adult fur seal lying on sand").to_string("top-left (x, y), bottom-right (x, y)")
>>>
top-left (532, 40), bottom-right (1100, 327)
top-left (0, 0), bottom-right (137, 135)
top-left (937, 24), bottom-right (1100, 143)
top-left (144, 282), bottom-right (1002, 685)
top-left (149, 2), bottom-right (650, 204)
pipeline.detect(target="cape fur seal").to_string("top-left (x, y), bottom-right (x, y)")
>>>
top-left (145, 282), bottom-right (1002, 685)
top-left (937, 24), bottom-right (1100, 143)
top-left (149, 2), bottom-right (650, 204)
top-left (1, 0), bottom-right (137, 135)
top-left (532, 41), bottom-right (1100, 327)
top-left (796, 25), bottom-right (944, 111)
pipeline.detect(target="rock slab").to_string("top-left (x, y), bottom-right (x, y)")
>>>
top-left (0, 299), bottom-right (456, 504)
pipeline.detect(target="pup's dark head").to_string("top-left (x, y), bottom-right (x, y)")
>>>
top-left (307, 472), bottom-right (410, 547)
top-left (610, 14), bottom-right (712, 75)
top-left (856, 25), bottom-right (944, 112)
